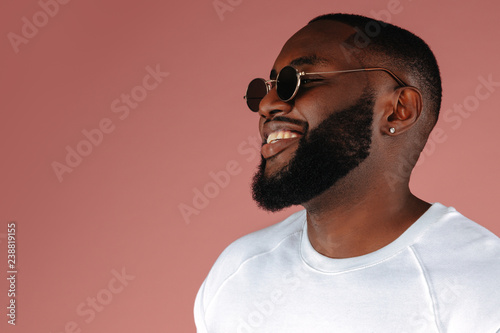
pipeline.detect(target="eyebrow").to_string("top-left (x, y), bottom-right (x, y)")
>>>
top-left (270, 55), bottom-right (331, 79)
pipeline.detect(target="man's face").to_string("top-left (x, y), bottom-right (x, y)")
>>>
top-left (251, 21), bottom-right (377, 211)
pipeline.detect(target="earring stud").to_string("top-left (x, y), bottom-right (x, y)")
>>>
top-left (389, 127), bottom-right (396, 134)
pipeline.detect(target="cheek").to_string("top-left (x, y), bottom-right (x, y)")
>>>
top-left (294, 86), bottom-right (360, 126)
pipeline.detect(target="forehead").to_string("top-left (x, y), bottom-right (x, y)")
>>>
top-left (273, 20), bottom-right (360, 72)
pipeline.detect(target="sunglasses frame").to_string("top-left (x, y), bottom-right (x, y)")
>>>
top-left (244, 65), bottom-right (408, 112)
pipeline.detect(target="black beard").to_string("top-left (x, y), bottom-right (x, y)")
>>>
top-left (251, 90), bottom-right (375, 212)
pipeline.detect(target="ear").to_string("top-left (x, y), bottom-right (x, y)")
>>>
top-left (383, 87), bottom-right (423, 135)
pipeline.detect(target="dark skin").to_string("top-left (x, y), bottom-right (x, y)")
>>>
top-left (258, 20), bottom-right (430, 259)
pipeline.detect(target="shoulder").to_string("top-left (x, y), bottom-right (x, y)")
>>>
top-left (414, 203), bottom-right (500, 260)
top-left (197, 210), bottom-right (306, 305)
top-left (411, 203), bottom-right (500, 329)
top-left (210, 209), bottom-right (305, 278)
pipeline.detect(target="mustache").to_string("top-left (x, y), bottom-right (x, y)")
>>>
top-left (264, 116), bottom-right (309, 132)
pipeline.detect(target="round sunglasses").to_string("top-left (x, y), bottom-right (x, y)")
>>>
top-left (244, 65), bottom-right (407, 112)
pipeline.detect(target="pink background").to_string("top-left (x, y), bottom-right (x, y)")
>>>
top-left (1, 0), bottom-right (499, 332)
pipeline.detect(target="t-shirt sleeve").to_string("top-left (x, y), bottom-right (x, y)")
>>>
top-left (194, 278), bottom-right (209, 333)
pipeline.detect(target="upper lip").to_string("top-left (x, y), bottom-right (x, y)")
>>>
top-left (261, 120), bottom-right (306, 144)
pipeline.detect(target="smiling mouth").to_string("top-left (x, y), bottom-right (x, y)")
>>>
top-left (262, 130), bottom-right (303, 159)
top-left (266, 130), bottom-right (301, 143)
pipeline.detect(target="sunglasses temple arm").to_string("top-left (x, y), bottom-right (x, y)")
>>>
top-left (360, 68), bottom-right (407, 87)
top-left (304, 68), bottom-right (407, 87)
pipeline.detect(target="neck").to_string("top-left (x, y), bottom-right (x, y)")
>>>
top-left (303, 171), bottom-right (430, 259)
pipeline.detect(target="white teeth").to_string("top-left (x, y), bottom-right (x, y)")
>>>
top-left (266, 130), bottom-right (299, 144)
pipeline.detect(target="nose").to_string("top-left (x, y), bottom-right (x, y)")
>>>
top-left (257, 87), bottom-right (293, 120)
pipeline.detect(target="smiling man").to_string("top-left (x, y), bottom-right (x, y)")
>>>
top-left (194, 14), bottom-right (500, 332)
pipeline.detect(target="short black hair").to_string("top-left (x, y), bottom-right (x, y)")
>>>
top-left (309, 13), bottom-right (442, 128)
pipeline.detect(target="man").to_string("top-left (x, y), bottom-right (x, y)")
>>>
top-left (194, 13), bottom-right (500, 332)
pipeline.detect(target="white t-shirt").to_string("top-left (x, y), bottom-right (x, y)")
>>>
top-left (194, 203), bottom-right (500, 332)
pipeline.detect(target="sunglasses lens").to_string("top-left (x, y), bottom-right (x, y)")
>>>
top-left (246, 78), bottom-right (267, 112)
top-left (276, 66), bottom-right (298, 101)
